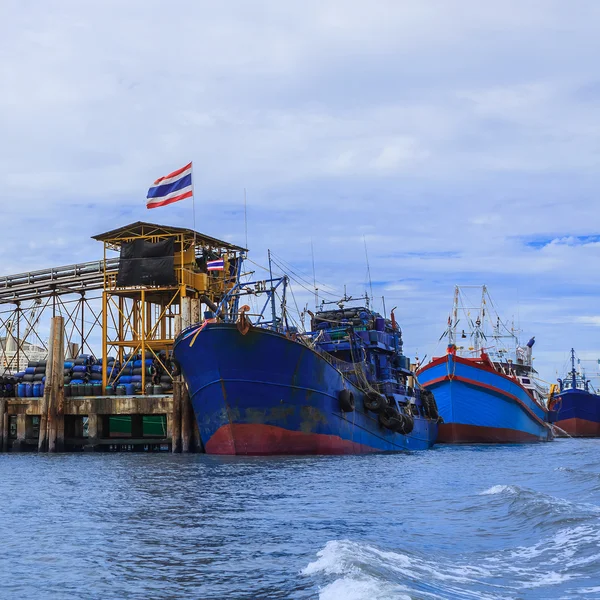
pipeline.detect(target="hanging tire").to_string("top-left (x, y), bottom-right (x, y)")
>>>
top-left (395, 413), bottom-right (415, 435)
top-left (338, 389), bottom-right (355, 412)
top-left (422, 390), bottom-right (439, 420)
top-left (378, 406), bottom-right (402, 431)
top-left (364, 391), bottom-right (386, 412)
top-left (170, 359), bottom-right (181, 377)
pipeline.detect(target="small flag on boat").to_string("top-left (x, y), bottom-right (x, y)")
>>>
top-left (207, 258), bottom-right (225, 271)
top-left (146, 162), bottom-right (192, 209)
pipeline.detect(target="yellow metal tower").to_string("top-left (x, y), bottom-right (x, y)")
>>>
top-left (92, 222), bottom-right (245, 393)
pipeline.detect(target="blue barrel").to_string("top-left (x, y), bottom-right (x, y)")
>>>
top-left (25, 366), bottom-right (36, 375)
top-left (131, 375), bottom-right (142, 383)
top-left (63, 361), bottom-right (74, 369)
top-left (33, 383), bottom-right (42, 397)
top-left (17, 383), bottom-right (26, 397)
top-left (124, 383), bottom-right (135, 396)
top-left (25, 383), bottom-right (33, 398)
top-left (375, 317), bottom-right (385, 331)
top-left (119, 375), bottom-right (133, 384)
top-left (73, 365), bottom-right (87, 373)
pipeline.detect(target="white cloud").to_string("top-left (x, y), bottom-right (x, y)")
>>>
top-left (0, 0), bottom-right (599, 380)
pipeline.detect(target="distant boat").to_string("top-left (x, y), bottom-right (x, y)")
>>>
top-left (417, 286), bottom-right (554, 443)
top-left (552, 349), bottom-right (600, 437)
top-left (173, 262), bottom-right (439, 455)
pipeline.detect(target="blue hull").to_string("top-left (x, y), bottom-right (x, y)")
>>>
top-left (555, 389), bottom-right (600, 437)
top-left (174, 324), bottom-right (438, 454)
top-left (417, 355), bottom-right (552, 443)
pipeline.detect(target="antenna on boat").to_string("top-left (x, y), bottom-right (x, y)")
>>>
top-left (364, 236), bottom-right (374, 307)
top-left (311, 238), bottom-right (318, 311)
top-left (382, 296), bottom-right (387, 319)
top-left (244, 188), bottom-right (248, 251)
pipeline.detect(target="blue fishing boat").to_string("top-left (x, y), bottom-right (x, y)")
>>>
top-left (173, 270), bottom-right (439, 455)
top-left (417, 286), bottom-right (554, 443)
top-left (552, 349), bottom-right (600, 437)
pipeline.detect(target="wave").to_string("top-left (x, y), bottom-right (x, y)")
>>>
top-left (303, 527), bottom-right (600, 600)
top-left (556, 466), bottom-right (600, 490)
top-left (477, 484), bottom-right (600, 530)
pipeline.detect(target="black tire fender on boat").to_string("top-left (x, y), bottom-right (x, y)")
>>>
top-left (378, 406), bottom-right (402, 431)
top-left (396, 413), bottom-right (415, 435)
top-left (422, 390), bottom-right (439, 421)
top-left (338, 389), bottom-right (355, 412)
top-left (364, 391), bottom-right (386, 412)
top-left (169, 359), bottom-right (181, 377)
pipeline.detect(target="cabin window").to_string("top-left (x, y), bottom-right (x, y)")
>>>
top-left (522, 377), bottom-right (530, 384)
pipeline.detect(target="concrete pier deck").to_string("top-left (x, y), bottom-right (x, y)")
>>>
top-left (0, 394), bottom-right (199, 452)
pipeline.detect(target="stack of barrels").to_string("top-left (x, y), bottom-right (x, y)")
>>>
top-left (0, 376), bottom-right (16, 398)
top-left (16, 360), bottom-right (47, 397)
top-left (11, 352), bottom-right (175, 398)
top-left (115, 352), bottom-right (173, 396)
top-left (65, 355), bottom-right (121, 397)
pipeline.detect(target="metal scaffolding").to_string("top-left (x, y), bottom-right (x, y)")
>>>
top-left (0, 259), bottom-right (116, 374)
top-left (93, 222), bottom-right (246, 392)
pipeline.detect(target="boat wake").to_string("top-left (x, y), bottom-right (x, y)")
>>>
top-left (303, 485), bottom-right (600, 599)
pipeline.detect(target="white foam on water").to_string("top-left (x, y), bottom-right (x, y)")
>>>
top-left (304, 529), bottom-right (600, 600)
top-left (319, 577), bottom-right (412, 600)
top-left (520, 571), bottom-right (574, 589)
top-left (479, 484), bottom-right (515, 495)
top-left (303, 540), bottom-right (352, 576)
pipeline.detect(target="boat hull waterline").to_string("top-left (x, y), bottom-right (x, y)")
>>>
top-left (418, 354), bottom-right (552, 444)
top-left (174, 324), bottom-right (438, 455)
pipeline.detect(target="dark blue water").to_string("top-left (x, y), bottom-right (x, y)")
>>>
top-left (1, 440), bottom-right (600, 599)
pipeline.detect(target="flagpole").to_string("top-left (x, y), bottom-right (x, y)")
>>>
top-left (191, 161), bottom-right (197, 252)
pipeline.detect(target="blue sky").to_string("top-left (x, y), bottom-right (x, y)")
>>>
top-left (1, 0), bottom-right (600, 382)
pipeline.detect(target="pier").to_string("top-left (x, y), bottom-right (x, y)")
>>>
top-left (0, 221), bottom-right (244, 453)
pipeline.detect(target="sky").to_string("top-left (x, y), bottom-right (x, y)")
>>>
top-left (1, 0), bottom-right (599, 383)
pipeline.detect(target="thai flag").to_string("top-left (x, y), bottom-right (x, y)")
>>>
top-left (207, 259), bottom-right (225, 271)
top-left (146, 162), bottom-right (192, 209)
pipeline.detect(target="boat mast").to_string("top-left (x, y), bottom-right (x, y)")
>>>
top-left (571, 348), bottom-right (577, 389)
top-left (449, 285), bottom-right (459, 346)
top-left (268, 249), bottom-right (277, 330)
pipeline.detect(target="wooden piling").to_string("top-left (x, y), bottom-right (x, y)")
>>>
top-left (38, 315), bottom-right (55, 452)
top-left (181, 383), bottom-right (193, 453)
top-left (46, 316), bottom-right (65, 452)
top-left (2, 411), bottom-right (8, 452)
top-left (13, 414), bottom-right (26, 451)
top-left (179, 299), bottom-right (195, 453)
top-left (0, 399), bottom-right (5, 452)
top-left (85, 413), bottom-right (100, 451)
top-left (171, 314), bottom-right (182, 453)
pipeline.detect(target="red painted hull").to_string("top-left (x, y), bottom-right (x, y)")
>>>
top-left (438, 423), bottom-right (541, 444)
top-left (205, 423), bottom-right (381, 455)
top-left (555, 418), bottom-right (600, 437)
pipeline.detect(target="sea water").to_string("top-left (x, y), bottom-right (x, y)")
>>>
top-left (1, 440), bottom-right (599, 599)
